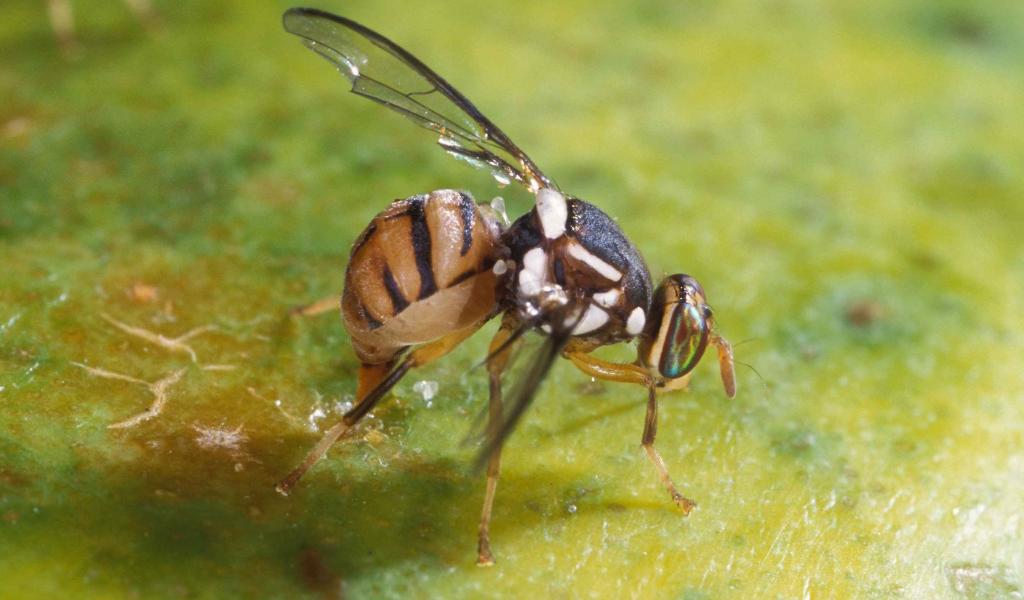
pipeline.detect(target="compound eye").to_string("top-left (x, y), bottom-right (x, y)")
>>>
top-left (658, 301), bottom-right (710, 380)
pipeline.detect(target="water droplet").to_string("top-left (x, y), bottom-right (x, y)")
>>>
top-left (334, 395), bottom-right (355, 415)
top-left (491, 170), bottom-right (511, 186)
top-left (48, 291), bottom-right (69, 307)
top-left (490, 196), bottom-right (509, 225)
top-left (567, 503), bottom-right (578, 514)
top-left (412, 380), bottom-right (439, 407)
top-left (307, 407), bottom-right (327, 432)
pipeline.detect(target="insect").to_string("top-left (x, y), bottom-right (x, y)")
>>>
top-left (45, 0), bottom-right (158, 55)
top-left (276, 7), bottom-right (737, 566)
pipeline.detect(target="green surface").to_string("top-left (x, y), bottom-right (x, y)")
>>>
top-left (2, 0), bottom-right (1023, 598)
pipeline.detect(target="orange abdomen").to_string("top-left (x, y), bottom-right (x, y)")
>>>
top-left (342, 189), bottom-right (506, 364)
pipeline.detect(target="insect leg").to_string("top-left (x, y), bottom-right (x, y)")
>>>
top-left (564, 351), bottom-right (651, 386)
top-left (46, 0), bottom-right (77, 54)
top-left (290, 296), bottom-right (339, 317)
top-left (564, 352), bottom-right (696, 513)
top-left (276, 322), bottom-right (485, 496)
top-left (564, 351), bottom-right (696, 512)
top-left (642, 386), bottom-right (696, 514)
top-left (711, 333), bottom-right (737, 398)
top-left (355, 361), bottom-right (393, 401)
top-left (123, 0), bottom-right (158, 26)
top-left (477, 318), bottom-right (521, 567)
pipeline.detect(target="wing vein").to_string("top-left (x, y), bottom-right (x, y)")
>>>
top-left (283, 7), bottom-right (556, 192)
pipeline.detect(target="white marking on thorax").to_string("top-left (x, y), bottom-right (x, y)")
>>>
top-left (518, 271), bottom-right (541, 296)
top-left (626, 306), bottom-right (646, 336)
top-left (523, 247), bottom-right (546, 277)
top-left (567, 243), bottom-right (623, 282)
top-left (536, 188), bottom-right (567, 239)
top-left (518, 247), bottom-right (547, 296)
top-left (593, 288), bottom-right (621, 308)
top-left (492, 260), bottom-right (508, 275)
top-left (572, 304), bottom-right (609, 335)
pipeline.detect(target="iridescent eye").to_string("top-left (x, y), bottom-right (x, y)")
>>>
top-left (658, 301), bottom-right (710, 380)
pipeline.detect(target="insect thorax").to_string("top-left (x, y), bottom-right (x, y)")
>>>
top-left (503, 192), bottom-right (653, 346)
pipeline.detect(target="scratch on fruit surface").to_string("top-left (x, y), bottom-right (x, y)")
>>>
top-left (101, 313), bottom-right (218, 363)
top-left (73, 363), bottom-right (188, 429)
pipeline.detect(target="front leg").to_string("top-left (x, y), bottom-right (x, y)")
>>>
top-left (564, 350), bottom-right (650, 386)
top-left (565, 351), bottom-right (695, 514)
top-left (641, 386), bottom-right (696, 514)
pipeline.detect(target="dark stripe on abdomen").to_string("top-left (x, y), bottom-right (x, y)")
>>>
top-left (450, 264), bottom-right (483, 286)
top-left (359, 300), bottom-right (383, 330)
top-left (350, 222), bottom-right (377, 257)
top-left (382, 265), bottom-right (409, 314)
top-left (458, 192), bottom-right (475, 256)
top-left (409, 197), bottom-right (438, 300)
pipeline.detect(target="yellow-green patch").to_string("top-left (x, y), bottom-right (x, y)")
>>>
top-left (2, 0), bottom-right (1022, 597)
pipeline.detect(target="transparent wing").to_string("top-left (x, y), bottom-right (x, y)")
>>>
top-left (472, 303), bottom-right (584, 471)
top-left (283, 7), bottom-right (555, 192)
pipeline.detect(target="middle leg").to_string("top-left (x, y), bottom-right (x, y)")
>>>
top-left (476, 317), bottom-right (521, 566)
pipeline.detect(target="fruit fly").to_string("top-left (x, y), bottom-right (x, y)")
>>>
top-left (276, 7), bottom-right (737, 565)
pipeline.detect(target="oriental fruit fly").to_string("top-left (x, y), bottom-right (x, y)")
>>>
top-left (276, 7), bottom-right (737, 566)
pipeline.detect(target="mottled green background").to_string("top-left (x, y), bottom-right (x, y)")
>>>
top-left (2, 0), bottom-right (1022, 598)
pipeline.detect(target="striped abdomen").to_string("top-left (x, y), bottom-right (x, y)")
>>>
top-left (342, 189), bottom-right (506, 364)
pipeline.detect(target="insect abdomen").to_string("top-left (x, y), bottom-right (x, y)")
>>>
top-left (342, 189), bottom-right (506, 363)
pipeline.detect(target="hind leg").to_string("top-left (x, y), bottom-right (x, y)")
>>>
top-left (290, 296), bottom-right (339, 317)
top-left (276, 322), bottom-right (484, 495)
